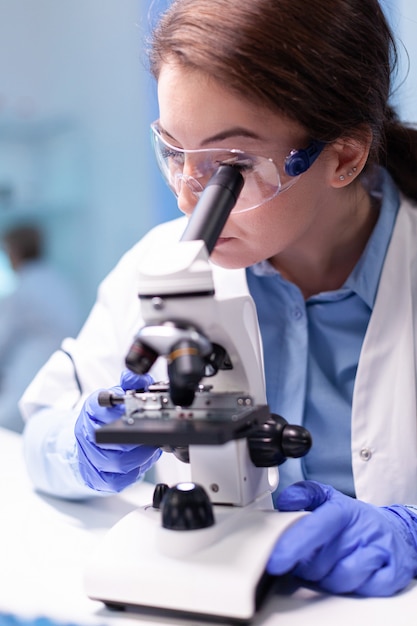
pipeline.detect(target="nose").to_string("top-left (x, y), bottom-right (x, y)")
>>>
top-left (174, 174), bottom-right (203, 216)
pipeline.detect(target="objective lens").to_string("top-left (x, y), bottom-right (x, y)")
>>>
top-left (125, 339), bottom-right (158, 374)
top-left (168, 339), bottom-right (205, 406)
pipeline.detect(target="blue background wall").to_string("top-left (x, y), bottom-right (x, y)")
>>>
top-left (0, 0), bottom-right (177, 316)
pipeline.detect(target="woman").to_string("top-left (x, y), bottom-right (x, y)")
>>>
top-left (21, 0), bottom-right (417, 597)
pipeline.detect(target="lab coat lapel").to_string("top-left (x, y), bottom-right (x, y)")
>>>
top-left (352, 196), bottom-right (417, 505)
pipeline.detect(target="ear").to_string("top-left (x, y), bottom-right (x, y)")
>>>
top-left (328, 127), bottom-right (373, 188)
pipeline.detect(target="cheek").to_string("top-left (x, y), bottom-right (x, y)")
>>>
top-left (211, 177), bottom-right (324, 267)
top-left (236, 197), bottom-right (298, 241)
top-left (216, 199), bottom-right (305, 264)
top-left (210, 209), bottom-right (280, 268)
top-left (250, 185), bottom-right (319, 239)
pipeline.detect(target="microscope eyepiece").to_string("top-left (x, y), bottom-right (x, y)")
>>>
top-left (180, 164), bottom-right (244, 255)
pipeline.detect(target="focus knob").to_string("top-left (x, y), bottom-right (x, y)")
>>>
top-left (161, 482), bottom-right (215, 530)
top-left (249, 413), bottom-right (312, 467)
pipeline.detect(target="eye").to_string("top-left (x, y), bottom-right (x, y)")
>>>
top-left (216, 154), bottom-right (256, 172)
top-left (161, 147), bottom-right (185, 165)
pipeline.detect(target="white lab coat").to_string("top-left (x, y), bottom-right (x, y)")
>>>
top-left (20, 195), bottom-right (417, 506)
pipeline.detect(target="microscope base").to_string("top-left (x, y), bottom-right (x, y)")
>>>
top-left (84, 501), bottom-right (306, 622)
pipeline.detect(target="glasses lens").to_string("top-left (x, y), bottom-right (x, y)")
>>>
top-left (151, 123), bottom-right (285, 212)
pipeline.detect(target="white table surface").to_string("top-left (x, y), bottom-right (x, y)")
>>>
top-left (0, 427), bottom-right (416, 626)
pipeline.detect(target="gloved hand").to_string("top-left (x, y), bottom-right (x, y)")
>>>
top-left (75, 369), bottom-right (162, 493)
top-left (267, 480), bottom-right (417, 596)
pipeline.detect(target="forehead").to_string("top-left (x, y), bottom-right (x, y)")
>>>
top-left (157, 62), bottom-right (307, 150)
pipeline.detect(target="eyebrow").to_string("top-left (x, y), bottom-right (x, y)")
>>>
top-left (200, 127), bottom-right (263, 146)
top-left (159, 123), bottom-right (262, 147)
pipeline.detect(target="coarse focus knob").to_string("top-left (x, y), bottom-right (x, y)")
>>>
top-left (249, 413), bottom-right (312, 467)
top-left (161, 483), bottom-right (215, 530)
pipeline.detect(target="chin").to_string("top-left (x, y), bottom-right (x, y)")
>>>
top-left (210, 249), bottom-right (255, 270)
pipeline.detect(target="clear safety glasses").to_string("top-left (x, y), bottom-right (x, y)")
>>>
top-left (150, 121), bottom-right (325, 213)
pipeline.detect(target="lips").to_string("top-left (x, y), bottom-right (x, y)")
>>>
top-left (215, 236), bottom-right (234, 245)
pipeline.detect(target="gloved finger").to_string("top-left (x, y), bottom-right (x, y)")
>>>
top-left (356, 553), bottom-right (413, 597)
top-left (292, 537), bottom-right (384, 588)
top-left (318, 544), bottom-right (389, 595)
top-left (84, 438), bottom-right (159, 474)
top-left (291, 537), bottom-right (342, 582)
top-left (77, 401), bottom-right (161, 460)
top-left (84, 388), bottom-right (125, 427)
top-left (80, 440), bottom-right (161, 474)
top-left (76, 452), bottom-right (145, 493)
top-left (120, 369), bottom-right (154, 392)
top-left (76, 391), bottom-right (137, 453)
top-left (267, 501), bottom-right (349, 575)
top-left (276, 480), bottom-right (333, 512)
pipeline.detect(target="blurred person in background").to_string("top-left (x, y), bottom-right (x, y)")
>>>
top-left (0, 225), bottom-right (81, 432)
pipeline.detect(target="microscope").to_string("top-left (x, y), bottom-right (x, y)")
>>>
top-left (84, 165), bottom-right (312, 622)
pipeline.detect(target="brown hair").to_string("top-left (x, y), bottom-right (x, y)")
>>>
top-left (148, 0), bottom-right (417, 200)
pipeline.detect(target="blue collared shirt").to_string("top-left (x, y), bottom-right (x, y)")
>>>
top-left (246, 169), bottom-right (400, 500)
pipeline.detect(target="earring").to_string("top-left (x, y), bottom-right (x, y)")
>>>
top-left (348, 166), bottom-right (358, 177)
top-left (339, 175), bottom-right (345, 181)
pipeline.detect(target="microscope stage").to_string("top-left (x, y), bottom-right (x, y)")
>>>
top-left (96, 404), bottom-right (270, 446)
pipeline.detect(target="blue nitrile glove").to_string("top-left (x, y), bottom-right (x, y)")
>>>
top-left (267, 480), bottom-right (417, 596)
top-left (74, 369), bottom-right (162, 493)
